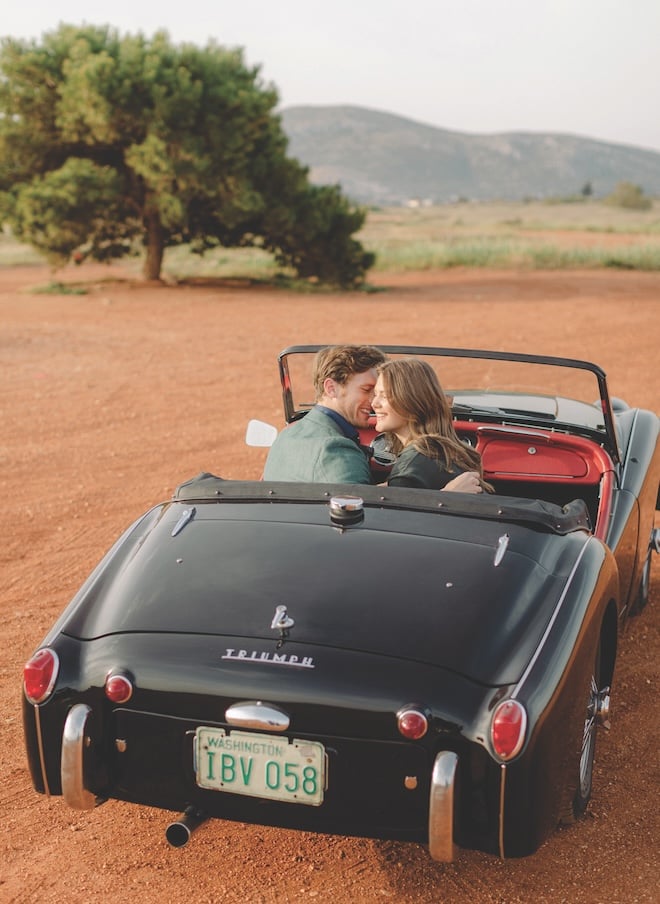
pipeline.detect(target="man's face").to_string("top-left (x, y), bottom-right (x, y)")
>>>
top-left (324, 369), bottom-right (378, 427)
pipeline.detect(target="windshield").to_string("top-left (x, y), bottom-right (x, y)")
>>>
top-left (278, 345), bottom-right (617, 455)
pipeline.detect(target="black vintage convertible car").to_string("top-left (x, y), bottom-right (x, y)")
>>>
top-left (23, 346), bottom-right (659, 859)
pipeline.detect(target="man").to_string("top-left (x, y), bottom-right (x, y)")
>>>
top-left (264, 345), bottom-right (385, 483)
top-left (263, 343), bottom-right (483, 492)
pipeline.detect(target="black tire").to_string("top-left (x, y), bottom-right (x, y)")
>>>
top-left (559, 645), bottom-right (602, 825)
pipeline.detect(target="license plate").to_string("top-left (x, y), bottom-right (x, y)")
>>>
top-left (194, 728), bottom-right (326, 806)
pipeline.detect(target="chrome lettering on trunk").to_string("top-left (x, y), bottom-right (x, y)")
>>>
top-left (222, 649), bottom-right (315, 668)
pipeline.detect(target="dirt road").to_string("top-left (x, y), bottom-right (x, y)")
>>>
top-left (1, 264), bottom-right (658, 903)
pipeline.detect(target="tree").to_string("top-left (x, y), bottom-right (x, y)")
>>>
top-left (0, 26), bottom-right (374, 286)
top-left (604, 181), bottom-right (652, 211)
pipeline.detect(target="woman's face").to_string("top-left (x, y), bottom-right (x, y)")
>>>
top-left (372, 375), bottom-right (410, 441)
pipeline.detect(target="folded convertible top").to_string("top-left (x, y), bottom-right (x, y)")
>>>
top-left (173, 472), bottom-right (592, 536)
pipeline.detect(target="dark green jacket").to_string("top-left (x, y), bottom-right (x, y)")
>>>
top-left (263, 406), bottom-right (373, 484)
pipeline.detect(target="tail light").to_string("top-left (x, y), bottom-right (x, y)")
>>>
top-left (23, 648), bottom-right (59, 704)
top-left (491, 699), bottom-right (527, 761)
top-left (397, 707), bottom-right (429, 740)
top-left (104, 672), bottom-right (134, 704)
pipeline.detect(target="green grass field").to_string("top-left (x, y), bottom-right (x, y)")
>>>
top-left (3, 199), bottom-right (660, 281)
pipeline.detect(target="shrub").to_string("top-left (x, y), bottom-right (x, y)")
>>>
top-left (605, 181), bottom-right (652, 210)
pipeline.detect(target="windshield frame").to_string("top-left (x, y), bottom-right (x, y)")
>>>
top-left (277, 345), bottom-right (620, 463)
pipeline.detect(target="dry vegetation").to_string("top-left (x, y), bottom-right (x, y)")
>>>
top-left (4, 199), bottom-right (660, 284)
top-left (360, 200), bottom-right (660, 272)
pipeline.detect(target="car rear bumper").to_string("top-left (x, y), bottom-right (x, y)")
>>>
top-left (109, 709), bottom-right (433, 840)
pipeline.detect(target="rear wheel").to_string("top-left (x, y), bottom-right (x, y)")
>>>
top-left (559, 645), bottom-right (609, 824)
top-left (630, 535), bottom-right (654, 615)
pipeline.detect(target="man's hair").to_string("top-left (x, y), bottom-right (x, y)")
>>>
top-left (313, 345), bottom-right (387, 399)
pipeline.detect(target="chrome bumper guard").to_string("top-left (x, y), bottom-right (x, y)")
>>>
top-left (61, 703), bottom-right (104, 810)
top-left (428, 750), bottom-right (458, 861)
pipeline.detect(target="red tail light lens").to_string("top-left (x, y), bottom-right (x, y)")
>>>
top-left (23, 648), bottom-right (59, 704)
top-left (491, 699), bottom-right (527, 761)
top-left (104, 673), bottom-right (133, 704)
top-left (397, 708), bottom-right (429, 740)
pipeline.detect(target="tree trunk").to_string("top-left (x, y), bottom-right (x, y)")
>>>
top-left (143, 208), bottom-right (165, 280)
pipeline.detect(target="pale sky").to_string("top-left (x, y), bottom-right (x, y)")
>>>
top-left (3, 1), bottom-right (660, 152)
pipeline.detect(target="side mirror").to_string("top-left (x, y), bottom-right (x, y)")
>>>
top-left (246, 419), bottom-right (278, 448)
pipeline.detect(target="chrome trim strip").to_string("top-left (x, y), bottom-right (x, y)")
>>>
top-left (428, 750), bottom-right (458, 861)
top-left (493, 533), bottom-right (510, 567)
top-left (497, 524), bottom-right (593, 858)
top-left (61, 704), bottom-right (97, 810)
top-left (34, 705), bottom-right (51, 797)
top-left (478, 425), bottom-right (558, 439)
top-left (617, 408), bottom-right (639, 489)
top-left (498, 763), bottom-right (507, 858)
top-left (171, 506), bottom-right (196, 537)
top-left (511, 538), bottom-right (592, 700)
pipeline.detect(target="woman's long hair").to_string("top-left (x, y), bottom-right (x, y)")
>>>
top-left (377, 358), bottom-right (493, 491)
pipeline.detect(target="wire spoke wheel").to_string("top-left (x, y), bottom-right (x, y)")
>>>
top-left (579, 675), bottom-right (599, 800)
top-left (631, 527), bottom-right (659, 616)
top-left (560, 643), bottom-right (606, 825)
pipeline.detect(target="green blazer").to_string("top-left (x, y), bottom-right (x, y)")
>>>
top-left (263, 406), bottom-right (373, 484)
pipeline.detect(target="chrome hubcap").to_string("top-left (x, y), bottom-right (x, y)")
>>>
top-left (595, 685), bottom-right (611, 730)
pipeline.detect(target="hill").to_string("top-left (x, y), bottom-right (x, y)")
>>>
top-left (280, 105), bottom-right (660, 204)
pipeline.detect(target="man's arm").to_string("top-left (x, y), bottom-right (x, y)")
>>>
top-left (314, 436), bottom-right (373, 484)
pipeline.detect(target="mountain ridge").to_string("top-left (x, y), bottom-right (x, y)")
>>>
top-left (279, 104), bottom-right (660, 204)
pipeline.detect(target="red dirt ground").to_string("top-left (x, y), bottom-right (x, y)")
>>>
top-left (1, 264), bottom-right (658, 904)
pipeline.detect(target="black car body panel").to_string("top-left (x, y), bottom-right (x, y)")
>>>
top-left (60, 490), bottom-right (592, 687)
top-left (22, 346), bottom-right (659, 861)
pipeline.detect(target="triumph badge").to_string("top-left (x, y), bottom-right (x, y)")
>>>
top-left (271, 605), bottom-right (294, 648)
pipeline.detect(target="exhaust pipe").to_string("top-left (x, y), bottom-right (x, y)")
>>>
top-left (165, 806), bottom-right (207, 847)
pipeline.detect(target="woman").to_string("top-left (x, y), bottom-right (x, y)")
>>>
top-left (372, 358), bottom-right (493, 492)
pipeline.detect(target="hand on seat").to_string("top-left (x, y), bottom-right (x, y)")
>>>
top-left (443, 471), bottom-right (483, 494)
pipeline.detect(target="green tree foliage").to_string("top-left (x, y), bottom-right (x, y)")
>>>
top-left (0, 25), bottom-right (374, 286)
top-left (604, 180), bottom-right (653, 211)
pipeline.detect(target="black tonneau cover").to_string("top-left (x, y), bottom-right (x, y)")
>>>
top-left (174, 473), bottom-right (592, 536)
